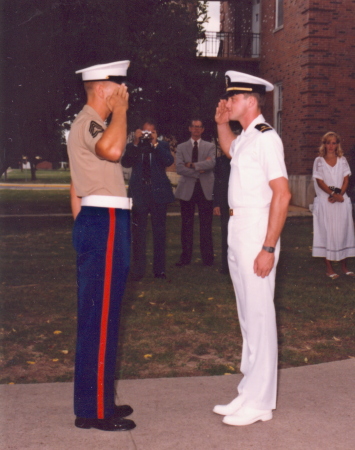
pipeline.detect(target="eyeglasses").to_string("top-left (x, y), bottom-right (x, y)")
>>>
top-left (190, 125), bottom-right (203, 128)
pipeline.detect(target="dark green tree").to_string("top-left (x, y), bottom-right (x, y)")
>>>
top-left (2, 0), bottom-right (224, 179)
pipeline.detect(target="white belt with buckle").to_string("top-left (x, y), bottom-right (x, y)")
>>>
top-left (81, 195), bottom-right (132, 210)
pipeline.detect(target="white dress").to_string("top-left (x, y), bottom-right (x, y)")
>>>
top-left (311, 156), bottom-right (355, 260)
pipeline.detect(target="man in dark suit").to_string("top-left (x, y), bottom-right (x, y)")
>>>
top-left (213, 151), bottom-right (231, 274)
top-left (175, 118), bottom-right (216, 266)
top-left (121, 119), bottom-right (174, 280)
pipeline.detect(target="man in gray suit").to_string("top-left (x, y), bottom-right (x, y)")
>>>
top-left (175, 118), bottom-right (216, 266)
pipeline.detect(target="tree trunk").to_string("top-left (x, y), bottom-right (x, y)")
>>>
top-left (0, 163), bottom-right (10, 179)
top-left (30, 160), bottom-right (37, 181)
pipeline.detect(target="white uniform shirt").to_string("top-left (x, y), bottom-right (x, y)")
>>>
top-left (228, 114), bottom-right (288, 209)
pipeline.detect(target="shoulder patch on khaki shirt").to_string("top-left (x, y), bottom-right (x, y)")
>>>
top-left (255, 123), bottom-right (273, 133)
top-left (89, 121), bottom-right (104, 138)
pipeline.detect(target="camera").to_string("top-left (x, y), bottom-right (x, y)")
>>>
top-left (141, 130), bottom-right (152, 141)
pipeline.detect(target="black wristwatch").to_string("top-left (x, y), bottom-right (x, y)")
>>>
top-left (262, 246), bottom-right (275, 253)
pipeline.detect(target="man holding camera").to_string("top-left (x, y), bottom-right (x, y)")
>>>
top-left (121, 120), bottom-right (174, 280)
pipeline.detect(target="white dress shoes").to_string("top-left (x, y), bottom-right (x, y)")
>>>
top-left (213, 395), bottom-right (244, 416)
top-left (222, 406), bottom-right (272, 426)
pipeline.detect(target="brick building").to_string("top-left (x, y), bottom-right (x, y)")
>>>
top-left (203, 0), bottom-right (355, 206)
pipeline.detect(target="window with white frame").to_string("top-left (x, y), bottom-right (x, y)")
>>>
top-left (275, 0), bottom-right (284, 29)
top-left (274, 83), bottom-right (282, 136)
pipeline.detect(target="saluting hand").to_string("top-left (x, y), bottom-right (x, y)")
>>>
top-left (215, 100), bottom-right (230, 125)
top-left (106, 84), bottom-right (129, 114)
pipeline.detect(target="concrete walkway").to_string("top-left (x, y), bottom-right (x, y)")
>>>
top-left (1, 359), bottom-right (354, 450)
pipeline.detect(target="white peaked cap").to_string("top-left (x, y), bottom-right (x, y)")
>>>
top-left (223, 71), bottom-right (274, 97)
top-left (76, 60), bottom-right (130, 82)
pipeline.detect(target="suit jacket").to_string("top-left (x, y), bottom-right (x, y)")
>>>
top-left (213, 154), bottom-right (231, 209)
top-left (175, 139), bottom-right (216, 201)
top-left (121, 140), bottom-right (175, 207)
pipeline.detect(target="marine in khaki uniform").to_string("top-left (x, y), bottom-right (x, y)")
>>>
top-left (67, 60), bottom-right (136, 431)
top-left (213, 71), bottom-right (291, 426)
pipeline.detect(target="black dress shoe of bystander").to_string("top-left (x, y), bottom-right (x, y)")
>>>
top-left (154, 272), bottom-right (166, 279)
top-left (175, 261), bottom-right (189, 267)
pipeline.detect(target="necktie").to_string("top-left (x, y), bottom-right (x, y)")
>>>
top-left (192, 141), bottom-right (198, 163)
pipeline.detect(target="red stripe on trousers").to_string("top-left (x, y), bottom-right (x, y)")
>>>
top-left (97, 208), bottom-right (116, 419)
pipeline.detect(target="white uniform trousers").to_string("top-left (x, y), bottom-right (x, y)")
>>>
top-left (228, 207), bottom-right (279, 410)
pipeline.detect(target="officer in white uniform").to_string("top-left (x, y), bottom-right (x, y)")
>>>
top-left (213, 71), bottom-right (291, 426)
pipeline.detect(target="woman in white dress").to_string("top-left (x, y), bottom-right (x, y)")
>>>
top-left (311, 131), bottom-right (355, 279)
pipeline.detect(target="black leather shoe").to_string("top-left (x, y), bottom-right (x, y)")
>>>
top-left (154, 272), bottom-right (166, 279)
top-left (75, 416), bottom-right (136, 431)
top-left (114, 404), bottom-right (133, 418)
top-left (175, 261), bottom-right (189, 267)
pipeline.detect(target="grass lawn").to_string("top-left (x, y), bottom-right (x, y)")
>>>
top-left (1, 169), bottom-right (72, 184)
top-left (1, 190), bottom-right (355, 384)
top-left (0, 190), bottom-right (71, 215)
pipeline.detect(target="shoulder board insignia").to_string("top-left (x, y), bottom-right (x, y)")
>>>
top-left (89, 121), bottom-right (104, 138)
top-left (255, 123), bottom-right (273, 133)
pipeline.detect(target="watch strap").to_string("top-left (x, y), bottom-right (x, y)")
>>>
top-left (262, 245), bottom-right (275, 253)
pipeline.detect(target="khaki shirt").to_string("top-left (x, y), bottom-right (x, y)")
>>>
top-left (67, 105), bottom-right (127, 197)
